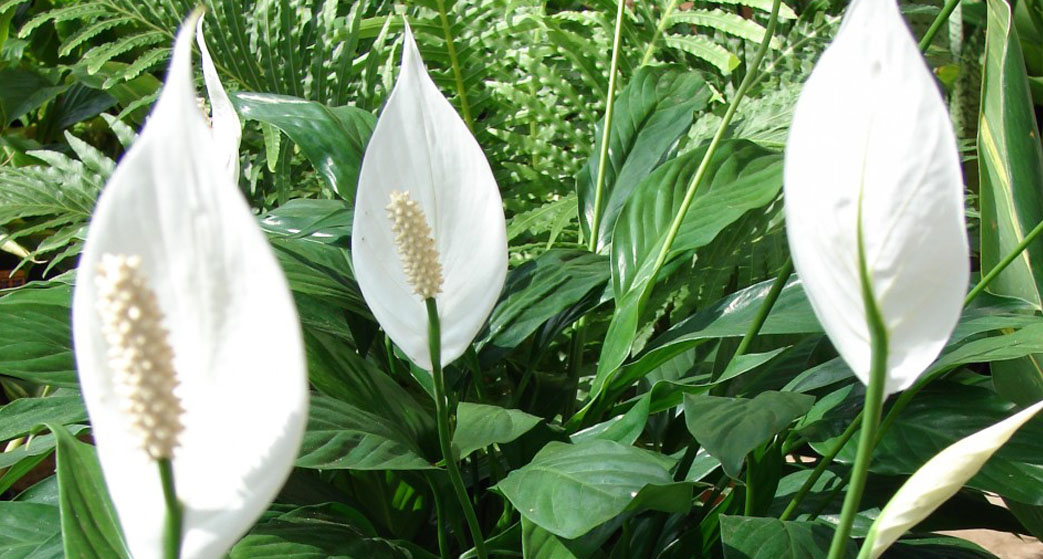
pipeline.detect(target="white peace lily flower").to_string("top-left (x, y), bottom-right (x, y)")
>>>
top-left (72, 13), bottom-right (308, 559)
top-left (196, 15), bottom-right (242, 184)
top-left (863, 400), bottom-right (1043, 558)
top-left (783, 0), bottom-right (969, 395)
top-left (352, 23), bottom-right (507, 371)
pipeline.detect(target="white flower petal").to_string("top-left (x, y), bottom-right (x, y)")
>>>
top-left (783, 0), bottom-right (969, 395)
top-left (352, 23), bottom-right (507, 371)
top-left (196, 15), bottom-right (242, 185)
top-left (865, 400), bottom-right (1043, 558)
top-left (72, 14), bottom-right (308, 559)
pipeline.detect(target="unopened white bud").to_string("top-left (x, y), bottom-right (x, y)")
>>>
top-left (386, 190), bottom-right (443, 299)
top-left (94, 254), bottom-right (183, 460)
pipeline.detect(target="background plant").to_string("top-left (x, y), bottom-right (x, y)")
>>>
top-left (1, 0), bottom-right (1042, 558)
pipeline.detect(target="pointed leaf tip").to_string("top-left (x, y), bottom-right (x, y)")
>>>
top-left (783, 0), bottom-right (968, 396)
top-left (865, 400), bottom-right (1043, 558)
top-left (196, 14), bottom-right (242, 184)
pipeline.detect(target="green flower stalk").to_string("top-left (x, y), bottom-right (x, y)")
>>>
top-left (783, 0), bottom-right (969, 555)
top-left (352, 23), bottom-right (508, 559)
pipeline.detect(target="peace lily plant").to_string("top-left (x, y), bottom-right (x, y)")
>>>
top-left (351, 23), bottom-right (507, 559)
top-left (783, 0), bottom-right (979, 555)
top-left (72, 12), bottom-right (307, 559)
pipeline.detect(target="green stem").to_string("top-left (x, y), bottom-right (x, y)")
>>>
top-left (732, 258), bottom-right (793, 360)
top-left (918, 0), bottom-right (961, 52)
top-left (673, 443), bottom-right (700, 482)
top-left (647, 0), bottom-right (781, 278)
top-left (744, 461), bottom-right (757, 515)
top-left (779, 413), bottom-right (860, 521)
top-left (428, 475), bottom-right (450, 559)
top-left (965, 218), bottom-right (1043, 306)
top-left (426, 299), bottom-right (488, 559)
top-left (587, 0), bottom-right (627, 252)
top-left (782, 215), bottom-right (1043, 521)
top-left (434, 0), bottom-right (474, 131)
top-left (640, 0), bottom-right (680, 66)
top-left (826, 341), bottom-right (885, 558)
top-left (158, 458), bottom-right (182, 559)
top-left (827, 192), bottom-right (890, 559)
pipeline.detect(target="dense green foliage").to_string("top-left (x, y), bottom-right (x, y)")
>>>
top-left (2, 0), bottom-right (1043, 558)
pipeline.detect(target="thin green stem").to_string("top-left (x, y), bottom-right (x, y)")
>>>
top-left (427, 299), bottom-right (488, 559)
top-left (826, 338), bottom-right (885, 558)
top-left (779, 413), bottom-right (860, 521)
top-left (744, 461), bottom-right (757, 515)
top-left (965, 218), bottom-right (1043, 306)
top-left (563, 319), bottom-right (587, 419)
top-left (647, 0), bottom-right (781, 277)
top-left (428, 475), bottom-right (450, 559)
top-left (732, 258), bottom-right (793, 361)
top-left (640, 0), bottom-right (680, 66)
top-left (434, 0), bottom-right (474, 131)
top-left (782, 215), bottom-right (1043, 521)
top-left (827, 192), bottom-right (890, 559)
top-left (587, 0), bottom-right (628, 252)
top-left (158, 458), bottom-right (182, 559)
top-left (918, 0), bottom-right (961, 52)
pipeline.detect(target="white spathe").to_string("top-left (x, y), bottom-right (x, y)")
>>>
top-left (864, 400), bottom-right (1043, 558)
top-left (783, 0), bottom-right (969, 396)
top-left (196, 15), bottom-right (242, 184)
top-left (72, 12), bottom-right (308, 559)
top-left (352, 23), bottom-right (507, 371)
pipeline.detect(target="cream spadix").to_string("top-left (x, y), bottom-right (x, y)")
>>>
top-left (783, 0), bottom-right (969, 396)
top-left (861, 400), bottom-right (1043, 558)
top-left (72, 12), bottom-right (307, 559)
top-left (352, 23), bottom-right (507, 371)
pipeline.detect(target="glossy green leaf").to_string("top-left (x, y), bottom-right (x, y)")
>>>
top-left (980, 0), bottom-right (1043, 408)
top-left (0, 68), bottom-right (67, 126)
top-left (478, 249), bottom-right (609, 360)
top-left (260, 199), bottom-right (353, 243)
top-left (832, 383), bottom-right (1043, 504)
top-left (495, 440), bottom-right (688, 539)
top-left (0, 501), bottom-right (63, 559)
top-left (980, 0), bottom-right (1043, 308)
top-left (572, 392), bottom-right (650, 445)
top-left (594, 141), bottom-right (783, 400)
top-left (230, 517), bottom-right (415, 559)
top-left (0, 426), bottom-right (87, 470)
top-left (297, 394), bottom-right (433, 471)
top-left (719, 515), bottom-right (853, 559)
top-left (234, 92), bottom-right (376, 201)
top-left (303, 330), bottom-right (433, 442)
top-left (886, 536), bottom-right (998, 558)
top-left (0, 394), bottom-right (85, 441)
top-left (683, 391), bottom-right (814, 477)
top-left (452, 402), bottom-right (542, 459)
top-left (576, 66), bottom-right (711, 251)
top-left (0, 285), bottom-right (77, 387)
top-left (611, 141), bottom-right (783, 298)
top-left (50, 423), bottom-right (128, 559)
top-left (520, 516), bottom-right (617, 559)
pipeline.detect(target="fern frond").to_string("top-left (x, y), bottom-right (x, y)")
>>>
top-left (669, 9), bottom-right (781, 48)
top-left (664, 34), bottom-right (740, 73)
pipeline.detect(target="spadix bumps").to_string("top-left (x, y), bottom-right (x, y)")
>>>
top-left (94, 254), bottom-right (183, 461)
top-left (352, 24), bottom-right (507, 371)
top-left (73, 13), bottom-right (307, 559)
top-left (387, 190), bottom-right (444, 299)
